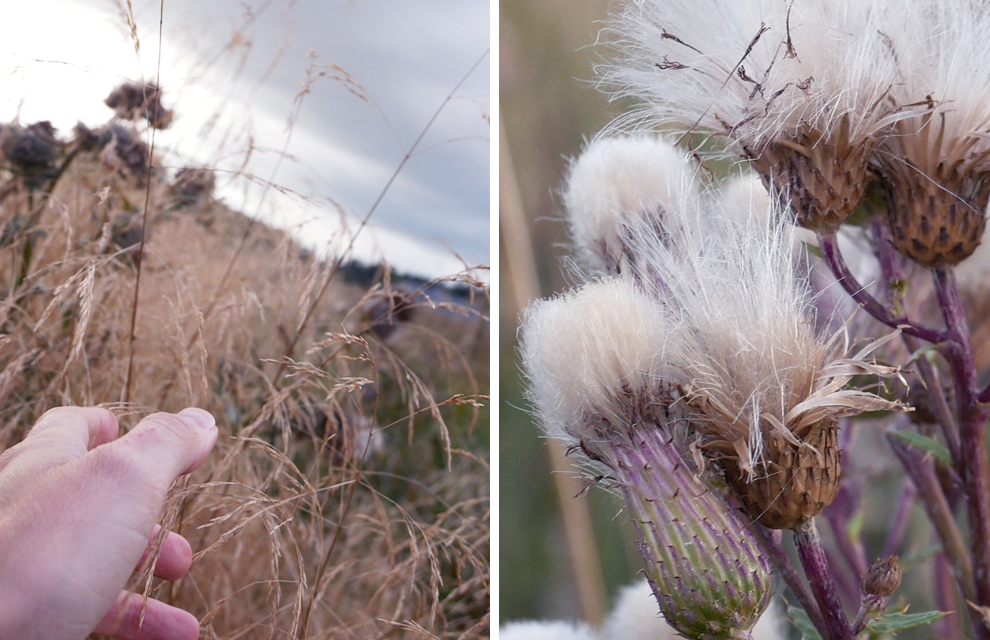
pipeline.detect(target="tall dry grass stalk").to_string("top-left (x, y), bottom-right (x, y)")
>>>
top-left (0, 6), bottom-right (489, 636)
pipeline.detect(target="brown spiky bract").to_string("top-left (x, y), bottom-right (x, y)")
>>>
top-left (883, 167), bottom-right (988, 268)
top-left (749, 122), bottom-right (875, 231)
top-left (718, 419), bottom-right (840, 530)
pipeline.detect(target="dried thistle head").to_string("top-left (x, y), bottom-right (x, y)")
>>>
top-left (173, 167), bottom-right (216, 204)
top-left (0, 121), bottom-right (61, 189)
top-left (604, 0), bottom-right (901, 231)
top-left (522, 279), bottom-right (773, 640)
top-left (871, 1), bottom-right (990, 267)
top-left (106, 81), bottom-right (174, 130)
top-left (98, 123), bottom-right (150, 179)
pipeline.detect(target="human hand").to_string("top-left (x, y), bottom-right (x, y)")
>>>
top-left (0, 406), bottom-right (218, 640)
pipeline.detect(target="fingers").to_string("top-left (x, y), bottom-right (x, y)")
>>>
top-left (96, 408), bottom-right (218, 494)
top-left (93, 591), bottom-right (200, 640)
top-left (27, 406), bottom-right (119, 459)
top-left (139, 526), bottom-right (193, 581)
top-left (0, 407), bottom-right (119, 476)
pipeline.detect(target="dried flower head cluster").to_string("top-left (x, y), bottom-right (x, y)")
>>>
top-left (523, 135), bottom-right (904, 636)
top-left (606, 0), bottom-right (990, 268)
top-left (557, 137), bottom-right (899, 528)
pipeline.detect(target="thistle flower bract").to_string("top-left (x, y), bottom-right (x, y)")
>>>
top-left (605, 0), bottom-right (899, 231)
top-left (872, 2), bottom-right (990, 267)
top-left (522, 279), bottom-right (773, 640)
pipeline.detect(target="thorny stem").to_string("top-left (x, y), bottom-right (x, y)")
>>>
top-left (933, 267), bottom-right (990, 638)
top-left (792, 520), bottom-right (853, 640)
top-left (752, 525), bottom-right (828, 639)
top-left (816, 232), bottom-right (943, 344)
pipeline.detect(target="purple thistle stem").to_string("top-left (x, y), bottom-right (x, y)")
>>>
top-left (870, 220), bottom-right (962, 466)
top-left (792, 520), bottom-right (854, 640)
top-left (936, 552), bottom-right (966, 639)
top-left (816, 232), bottom-right (942, 344)
top-left (821, 536), bottom-right (859, 610)
top-left (887, 431), bottom-right (979, 633)
top-left (932, 267), bottom-right (990, 639)
top-left (869, 218), bottom-right (909, 290)
top-left (751, 526), bottom-right (828, 639)
top-left (880, 480), bottom-right (916, 559)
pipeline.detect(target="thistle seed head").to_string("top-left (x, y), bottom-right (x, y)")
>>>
top-left (872, 1), bottom-right (990, 266)
top-left (0, 121), bottom-right (61, 189)
top-left (604, 0), bottom-right (900, 230)
top-left (576, 144), bottom-right (904, 528)
top-left (563, 135), bottom-right (701, 279)
top-left (521, 278), bottom-right (670, 448)
top-left (522, 278), bottom-right (774, 639)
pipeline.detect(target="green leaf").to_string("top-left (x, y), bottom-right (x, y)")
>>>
top-left (785, 603), bottom-right (823, 640)
top-left (890, 431), bottom-right (953, 467)
top-left (864, 611), bottom-right (948, 634)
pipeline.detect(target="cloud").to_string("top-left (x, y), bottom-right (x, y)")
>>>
top-left (0, 0), bottom-right (490, 277)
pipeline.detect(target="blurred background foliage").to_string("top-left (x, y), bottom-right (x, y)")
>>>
top-left (499, 0), bottom-right (638, 626)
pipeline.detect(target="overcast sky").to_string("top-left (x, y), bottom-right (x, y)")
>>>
top-left (0, 0), bottom-right (490, 279)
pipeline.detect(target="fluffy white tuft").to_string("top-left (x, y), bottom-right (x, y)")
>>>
top-left (563, 135), bottom-right (702, 275)
top-left (874, 1), bottom-right (990, 178)
top-left (622, 169), bottom-right (828, 468)
top-left (520, 278), bottom-right (668, 445)
top-left (604, 0), bottom-right (900, 150)
top-left (499, 620), bottom-right (598, 640)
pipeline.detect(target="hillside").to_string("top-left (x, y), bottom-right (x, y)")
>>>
top-left (0, 97), bottom-right (489, 638)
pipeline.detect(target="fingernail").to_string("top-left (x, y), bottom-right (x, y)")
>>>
top-left (179, 407), bottom-right (216, 430)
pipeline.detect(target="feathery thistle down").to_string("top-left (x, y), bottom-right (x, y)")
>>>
top-left (562, 135), bottom-right (701, 279)
top-left (522, 279), bottom-right (773, 640)
top-left (604, 0), bottom-right (900, 231)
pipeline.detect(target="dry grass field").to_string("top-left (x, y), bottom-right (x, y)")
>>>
top-left (0, 86), bottom-right (489, 638)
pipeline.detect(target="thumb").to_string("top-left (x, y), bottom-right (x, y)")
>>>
top-left (95, 408), bottom-right (218, 494)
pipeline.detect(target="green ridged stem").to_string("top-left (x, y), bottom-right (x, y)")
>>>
top-left (611, 424), bottom-right (773, 640)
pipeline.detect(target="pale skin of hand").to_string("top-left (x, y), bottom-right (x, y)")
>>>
top-left (0, 406), bottom-right (218, 640)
